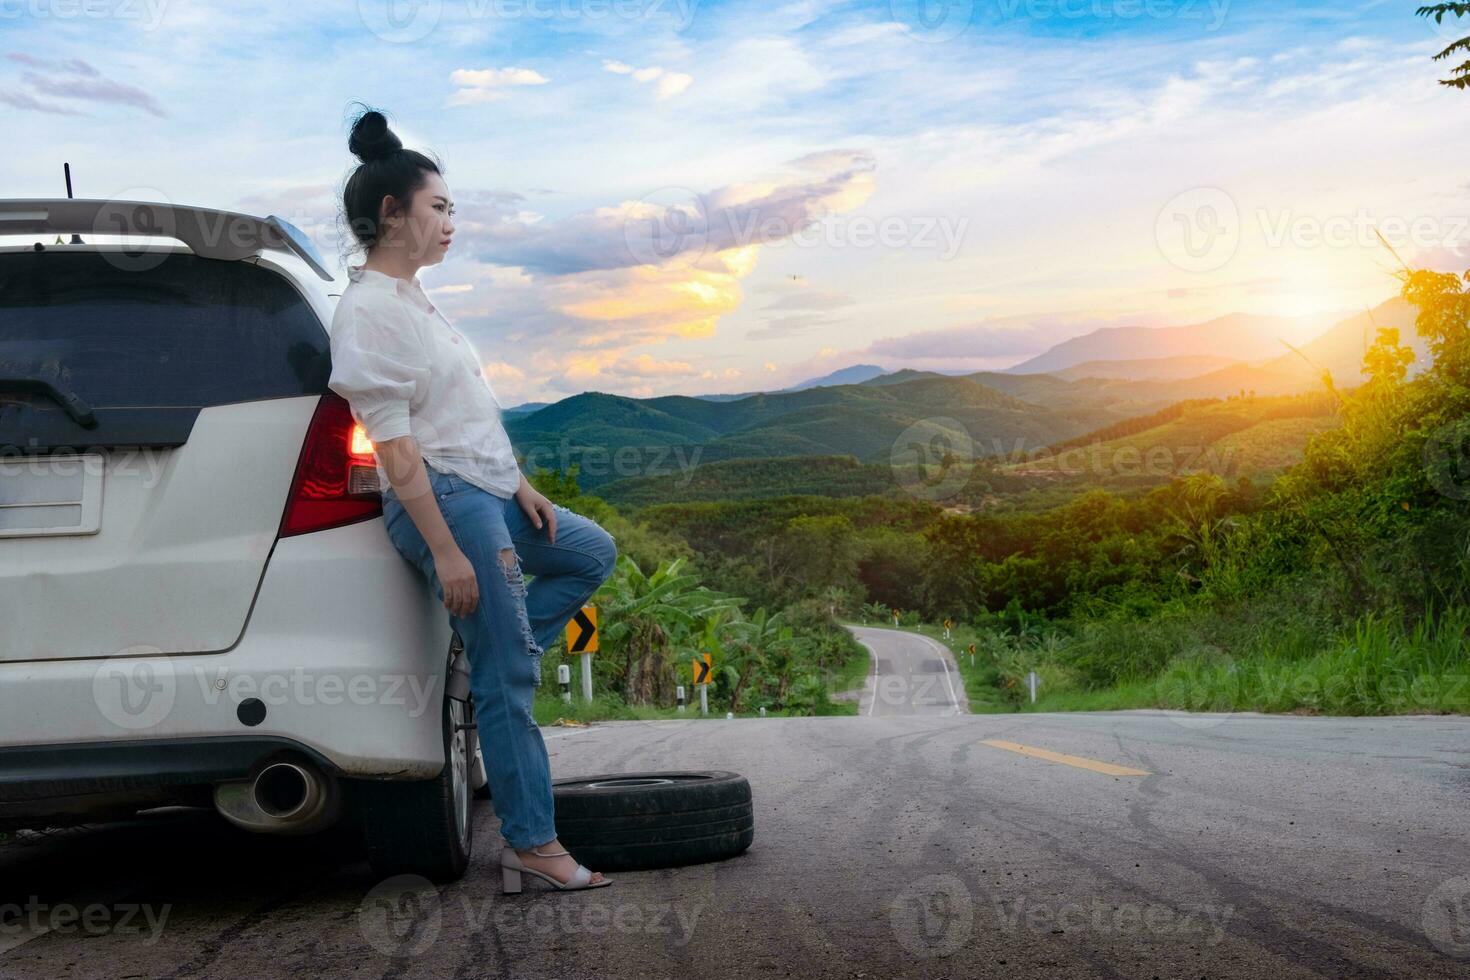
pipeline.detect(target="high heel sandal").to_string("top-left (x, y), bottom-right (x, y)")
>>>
top-left (500, 846), bottom-right (613, 894)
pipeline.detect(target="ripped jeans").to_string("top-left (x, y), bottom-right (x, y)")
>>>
top-left (381, 462), bottom-right (618, 849)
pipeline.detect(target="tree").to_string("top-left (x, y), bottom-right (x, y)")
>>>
top-left (1418, 4), bottom-right (1470, 88)
top-left (820, 585), bottom-right (855, 619)
top-left (596, 556), bottom-right (741, 705)
top-left (1399, 267), bottom-right (1470, 382)
top-left (724, 607), bottom-right (791, 712)
top-left (920, 514), bottom-right (990, 620)
top-left (775, 514), bottom-right (860, 595)
top-left (856, 529), bottom-right (933, 613)
top-left (1165, 473), bottom-right (1235, 587)
top-left (1362, 326), bottom-right (1416, 388)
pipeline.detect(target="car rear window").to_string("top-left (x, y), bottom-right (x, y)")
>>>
top-left (0, 249), bottom-right (331, 409)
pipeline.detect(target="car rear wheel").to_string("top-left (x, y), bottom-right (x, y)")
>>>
top-left (357, 693), bottom-right (474, 883)
top-left (552, 771), bottom-right (753, 872)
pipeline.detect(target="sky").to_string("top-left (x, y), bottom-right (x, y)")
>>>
top-left (7, 0), bottom-right (1470, 405)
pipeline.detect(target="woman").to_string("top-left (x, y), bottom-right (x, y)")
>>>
top-left (327, 107), bottom-right (615, 893)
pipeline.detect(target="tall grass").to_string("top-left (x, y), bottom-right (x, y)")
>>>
top-left (988, 603), bottom-right (1469, 716)
top-left (1149, 606), bottom-right (1470, 715)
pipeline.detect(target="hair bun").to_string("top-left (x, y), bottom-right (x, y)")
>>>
top-left (348, 109), bottom-right (403, 164)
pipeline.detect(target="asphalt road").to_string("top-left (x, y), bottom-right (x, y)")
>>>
top-left (849, 624), bottom-right (968, 717)
top-left (3, 641), bottom-right (1470, 978)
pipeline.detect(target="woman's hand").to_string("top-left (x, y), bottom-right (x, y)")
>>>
top-left (514, 474), bottom-right (557, 544)
top-left (432, 545), bottom-right (480, 617)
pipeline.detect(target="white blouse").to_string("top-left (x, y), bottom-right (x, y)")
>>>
top-left (327, 264), bottom-right (522, 498)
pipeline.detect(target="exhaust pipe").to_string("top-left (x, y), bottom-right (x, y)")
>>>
top-left (214, 761), bottom-right (340, 835)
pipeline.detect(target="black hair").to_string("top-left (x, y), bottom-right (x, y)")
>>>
top-left (338, 103), bottom-right (444, 257)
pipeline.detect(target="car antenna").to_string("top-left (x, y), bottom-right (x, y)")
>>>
top-left (63, 162), bottom-right (83, 243)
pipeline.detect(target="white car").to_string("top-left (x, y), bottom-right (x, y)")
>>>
top-left (0, 198), bottom-right (485, 882)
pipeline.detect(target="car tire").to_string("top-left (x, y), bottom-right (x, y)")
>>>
top-left (551, 771), bottom-right (753, 872)
top-left (357, 693), bottom-right (475, 883)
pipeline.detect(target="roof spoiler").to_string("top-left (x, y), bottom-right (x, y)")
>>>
top-left (0, 198), bottom-right (334, 282)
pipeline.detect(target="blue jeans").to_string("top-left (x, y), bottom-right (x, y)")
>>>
top-left (380, 463), bottom-right (618, 849)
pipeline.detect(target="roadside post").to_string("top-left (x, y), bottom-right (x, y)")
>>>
top-left (967, 643), bottom-right (976, 667)
top-left (891, 607), bottom-right (900, 626)
top-left (943, 617), bottom-right (953, 640)
top-left (1027, 671), bottom-right (1039, 704)
top-left (564, 605), bottom-right (598, 701)
top-left (692, 653), bottom-right (713, 716)
top-left (557, 663), bottom-right (571, 704)
top-left (677, 685), bottom-right (686, 712)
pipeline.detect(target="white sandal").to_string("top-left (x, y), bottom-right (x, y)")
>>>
top-left (500, 846), bottom-right (612, 894)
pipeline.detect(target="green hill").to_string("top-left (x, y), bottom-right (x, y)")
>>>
top-left (1052, 354), bottom-right (1243, 381)
top-left (507, 373), bottom-right (1107, 488)
top-left (622, 388), bottom-right (1353, 507)
top-left (597, 455), bottom-right (898, 507)
top-left (1002, 391), bottom-right (1339, 488)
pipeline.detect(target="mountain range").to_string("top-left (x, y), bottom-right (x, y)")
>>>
top-left (693, 362), bottom-right (891, 401)
top-left (503, 298), bottom-right (1429, 501)
top-left (1002, 311), bottom-right (1351, 375)
top-left (506, 373), bottom-right (1102, 491)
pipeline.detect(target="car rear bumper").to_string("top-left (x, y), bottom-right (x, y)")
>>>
top-left (0, 735), bottom-right (340, 802)
top-left (0, 519), bottom-right (452, 786)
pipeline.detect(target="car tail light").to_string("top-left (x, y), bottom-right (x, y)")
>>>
top-left (278, 392), bottom-right (383, 537)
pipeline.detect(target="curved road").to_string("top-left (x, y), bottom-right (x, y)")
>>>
top-left (847, 624), bottom-right (968, 717)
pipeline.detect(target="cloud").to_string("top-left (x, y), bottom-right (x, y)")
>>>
top-left (448, 66), bottom-right (549, 106)
top-left (760, 286), bottom-right (854, 312)
top-left (6, 53), bottom-right (97, 76)
top-left (0, 90), bottom-right (87, 116)
top-left (746, 284), bottom-right (853, 341)
top-left (429, 149), bottom-right (875, 399)
top-left (601, 58), bottom-right (692, 100)
top-left (5, 54), bottom-right (165, 117)
top-left (469, 149), bottom-right (876, 276)
top-left (226, 184), bottom-right (342, 261)
top-left (481, 361), bottom-right (526, 383)
top-left (614, 353), bottom-right (701, 378)
top-left (1408, 243), bottom-right (1470, 273)
top-left (425, 252), bottom-right (751, 400)
top-left (686, 35), bottom-right (826, 109)
top-left (748, 313), bottom-right (839, 340)
top-left (552, 256), bottom-right (754, 346)
top-left (655, 73), bottom-right (694, 99)
top-left (519, 348), bottom-right (704, 398)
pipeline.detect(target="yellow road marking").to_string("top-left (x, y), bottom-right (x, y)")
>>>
top-left (982, 740), bottom-right (1150, 777)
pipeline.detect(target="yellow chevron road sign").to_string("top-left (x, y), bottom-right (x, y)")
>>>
top-left (566, 605), bottom-right (598, 653)
top-left (692, 653), bottom-right (713, 685)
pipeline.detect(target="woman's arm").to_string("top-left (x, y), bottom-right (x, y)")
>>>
top-left (513, 469), bottom-right (558, 544)
top-left (376, 434), bottom-right (480, 617)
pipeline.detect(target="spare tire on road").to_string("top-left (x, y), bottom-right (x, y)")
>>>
top-left (552, 771), bottom-right (753, 872)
